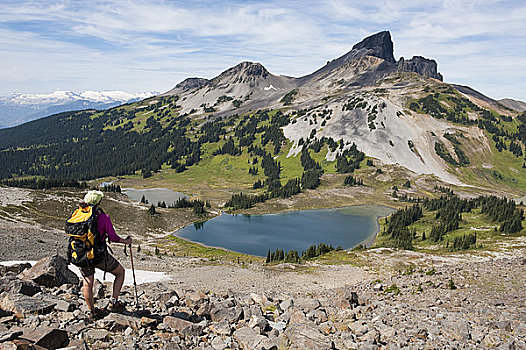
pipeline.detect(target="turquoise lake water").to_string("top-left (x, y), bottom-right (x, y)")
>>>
top-left (176, 205), bottom-right (393, 257)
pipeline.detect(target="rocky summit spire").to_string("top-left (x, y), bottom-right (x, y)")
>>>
top-left (351, 31), bottom-right (395, 63)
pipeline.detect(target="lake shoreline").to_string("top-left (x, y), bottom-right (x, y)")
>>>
top-left (173, 204), bottom-right (395, 257)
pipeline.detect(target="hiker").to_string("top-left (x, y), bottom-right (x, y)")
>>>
top-left (66, 190), bottom-right (132, 318)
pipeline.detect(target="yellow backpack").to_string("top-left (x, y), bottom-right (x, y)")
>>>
top-left (65, 205), bottom-right (106, 267)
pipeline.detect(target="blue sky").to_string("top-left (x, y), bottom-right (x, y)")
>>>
top-left (1, 0), bottom-right (525, 100)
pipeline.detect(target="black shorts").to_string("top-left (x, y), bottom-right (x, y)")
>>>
top-left (79, 254), bottom-right (121, 277)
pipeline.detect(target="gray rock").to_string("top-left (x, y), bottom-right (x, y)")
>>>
top-left (56, 339), bottom-right (89, 350)
top-left (333, 289), bottom-right (359, 309)
top-left (185, 291), bottom-right (208, 310)
top-left (441, 320), bottom-right (471, 341)
top-left (210, 305), bottom-right (243, 323)
top-left (209, 320), bottom-right (232, 336)
top-left (268, 320), bottom-right (287, 332)
top-left (83, 329), bottom-right (110, 342)
top-left (0, 277), bottom-right (42, 296)
top-left (360, 329), bottom-right (380, 344)
top-left (372, 284), bottom-right (383, 292)
top-left (0, 330), bottom-right (23, 342)
top-left (18, 255), bottom-right (79, 288)
top-left (105, 313), bottom-right (142, 331)
top-left (492, 320), bottom-right (512, 331)
top-left (0, 263), bottom-right (32, 276)
top-left (351, 31), bottom-right (396, 63)
top-left (0, 294), bottom-right (56, 318)
top-left (294, 298), bottom-right (320, 311)
top-left (93, 279), bottom-right (105, 300)
top-left (233, 327), bottom-right (268, 350)
top-left (397, 56), bottom-right (443, 81)
top-left (163, 315), bottom-right (204, 336)
top-left (248, 314), bottom-right (269, 332)
top-left (283, 323), bottom-right (332, 350)
top-left (306, 309), bottom-right (327, 324)
top-left (20, 326), bottom-right (69, 349)
top-left (243, 304), bottom-right (263, 321)
top-left (279, 299), bottom-right (294, 311)
top-left (211, 336), bottom-right (228, 350)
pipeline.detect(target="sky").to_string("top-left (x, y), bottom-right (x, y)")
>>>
top-left (1, 0), bottom-right (525, 101)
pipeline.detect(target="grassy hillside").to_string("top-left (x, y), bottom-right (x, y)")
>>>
top-left (374, 192), bottom-right (526, 252)
top-left (1, 81), bottom-right (525, 212)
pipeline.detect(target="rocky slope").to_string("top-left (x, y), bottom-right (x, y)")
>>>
top-left (1, 243), bottom-right (525, 349)
top-left (499, 98), bottom-right (526, 112)
top-left (1, 183), bottom-right (525, 349)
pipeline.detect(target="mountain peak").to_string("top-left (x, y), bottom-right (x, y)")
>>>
top-left (351, 31), bottom-right (395, 63)
top-left (213, 61), bottom-right (270, 85)
top-left (228, 61), bottom-right (269, 78)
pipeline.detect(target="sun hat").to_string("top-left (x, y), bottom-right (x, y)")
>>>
top-left (84, 190), bottom-right (104, 205)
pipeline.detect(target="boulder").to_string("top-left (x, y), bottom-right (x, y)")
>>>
top-left (283, 323), bottom-right (332, 350)
top-left (56, 339), bottom-right (89, 350)
top-left (248, 314), bottom-right (269, 332)
top-left (82, 329), bottom-right (110, 342)
top-left (233, 327), bottom-right (268, 350)
top-left (210, 305), bottom-right (243, 323)
top-left (0, 339), bottom-right (36, 350)
top-left (163, 315), bottom-right (204, 336)
top-left (209, 320), bottom-right (232, 336)
top-left (0, 294), bottom-right (56, 318)
top-left (18, 256), bottom-right (79, 288)
top-left (20, 326), bottom-right (68, 349)
top-left (279, 299), bottom-right (294, 312)
top-left (104, 313), bottom-right (142, 332)
top-left (0, 263), bottom-right (32, 277)
top-left (0, 330), bottom-right (23, 343)
top-left (294, 298), bottom-right (320, 311)
top-left (92, 279), bottom-right (105, 300)
top-left (211, 336), bottom-right (228, 350)
top-left (184, 291), bottom-right (208, 310)
top-left (333, 289), bottom-right (359, 309)
top-left (0, 277), bottom-right (41, 297)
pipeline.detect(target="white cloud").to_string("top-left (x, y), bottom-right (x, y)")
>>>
top-left (0, 0), bottom-right (525, 100)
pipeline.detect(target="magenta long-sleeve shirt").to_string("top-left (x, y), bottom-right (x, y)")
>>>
top-left (96, 213), bottom-right (121, 243)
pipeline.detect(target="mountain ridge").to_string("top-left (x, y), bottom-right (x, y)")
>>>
top-left (0, 90), bottom-right (157, 128)
top-left (1, 31), bottom-right (525, 199)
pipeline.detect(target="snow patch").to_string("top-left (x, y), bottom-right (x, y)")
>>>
top-left (2, 90), bottom-right (158, 106)
top-left (264, 85), bottom-right (277, 91)
top-left (0, 260), bottom-right (171, 286)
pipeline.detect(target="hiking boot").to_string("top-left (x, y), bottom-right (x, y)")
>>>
top-left (107, 300), bottom-right (126, 313)
top-left (87, 307), bottom-right (105, 320)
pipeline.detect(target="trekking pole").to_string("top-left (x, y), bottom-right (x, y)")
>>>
top-left (126, 236), bottom-right (140, 307)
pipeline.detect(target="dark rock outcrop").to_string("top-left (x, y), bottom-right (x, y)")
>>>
top-left (18, 255), bottom-right (79, 288)
top-left (212, 61), bottom-right (270, 85)
top-left (352, 31), bottom-right (396, 63)
top-left (174, 77), bottom-right (210, 92)
top-left (398, 56), bottom-right (443, 81)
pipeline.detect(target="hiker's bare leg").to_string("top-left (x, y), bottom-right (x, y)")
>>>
top-left (110, 264), bottom-right (125, 300)
top-left (82, 275), bottom-right (95, 312)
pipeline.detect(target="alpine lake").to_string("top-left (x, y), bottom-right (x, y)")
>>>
top-left (176, 205), bottom-right (394, 257)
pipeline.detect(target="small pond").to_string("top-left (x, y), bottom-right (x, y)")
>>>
top-left (176, 205), bottom-right (393, 257)
top-left (122, 187), bottom-right (187, 206)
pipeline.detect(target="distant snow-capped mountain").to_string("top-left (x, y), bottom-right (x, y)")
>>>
top-left (0, 90), bottom-right (158, 128)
